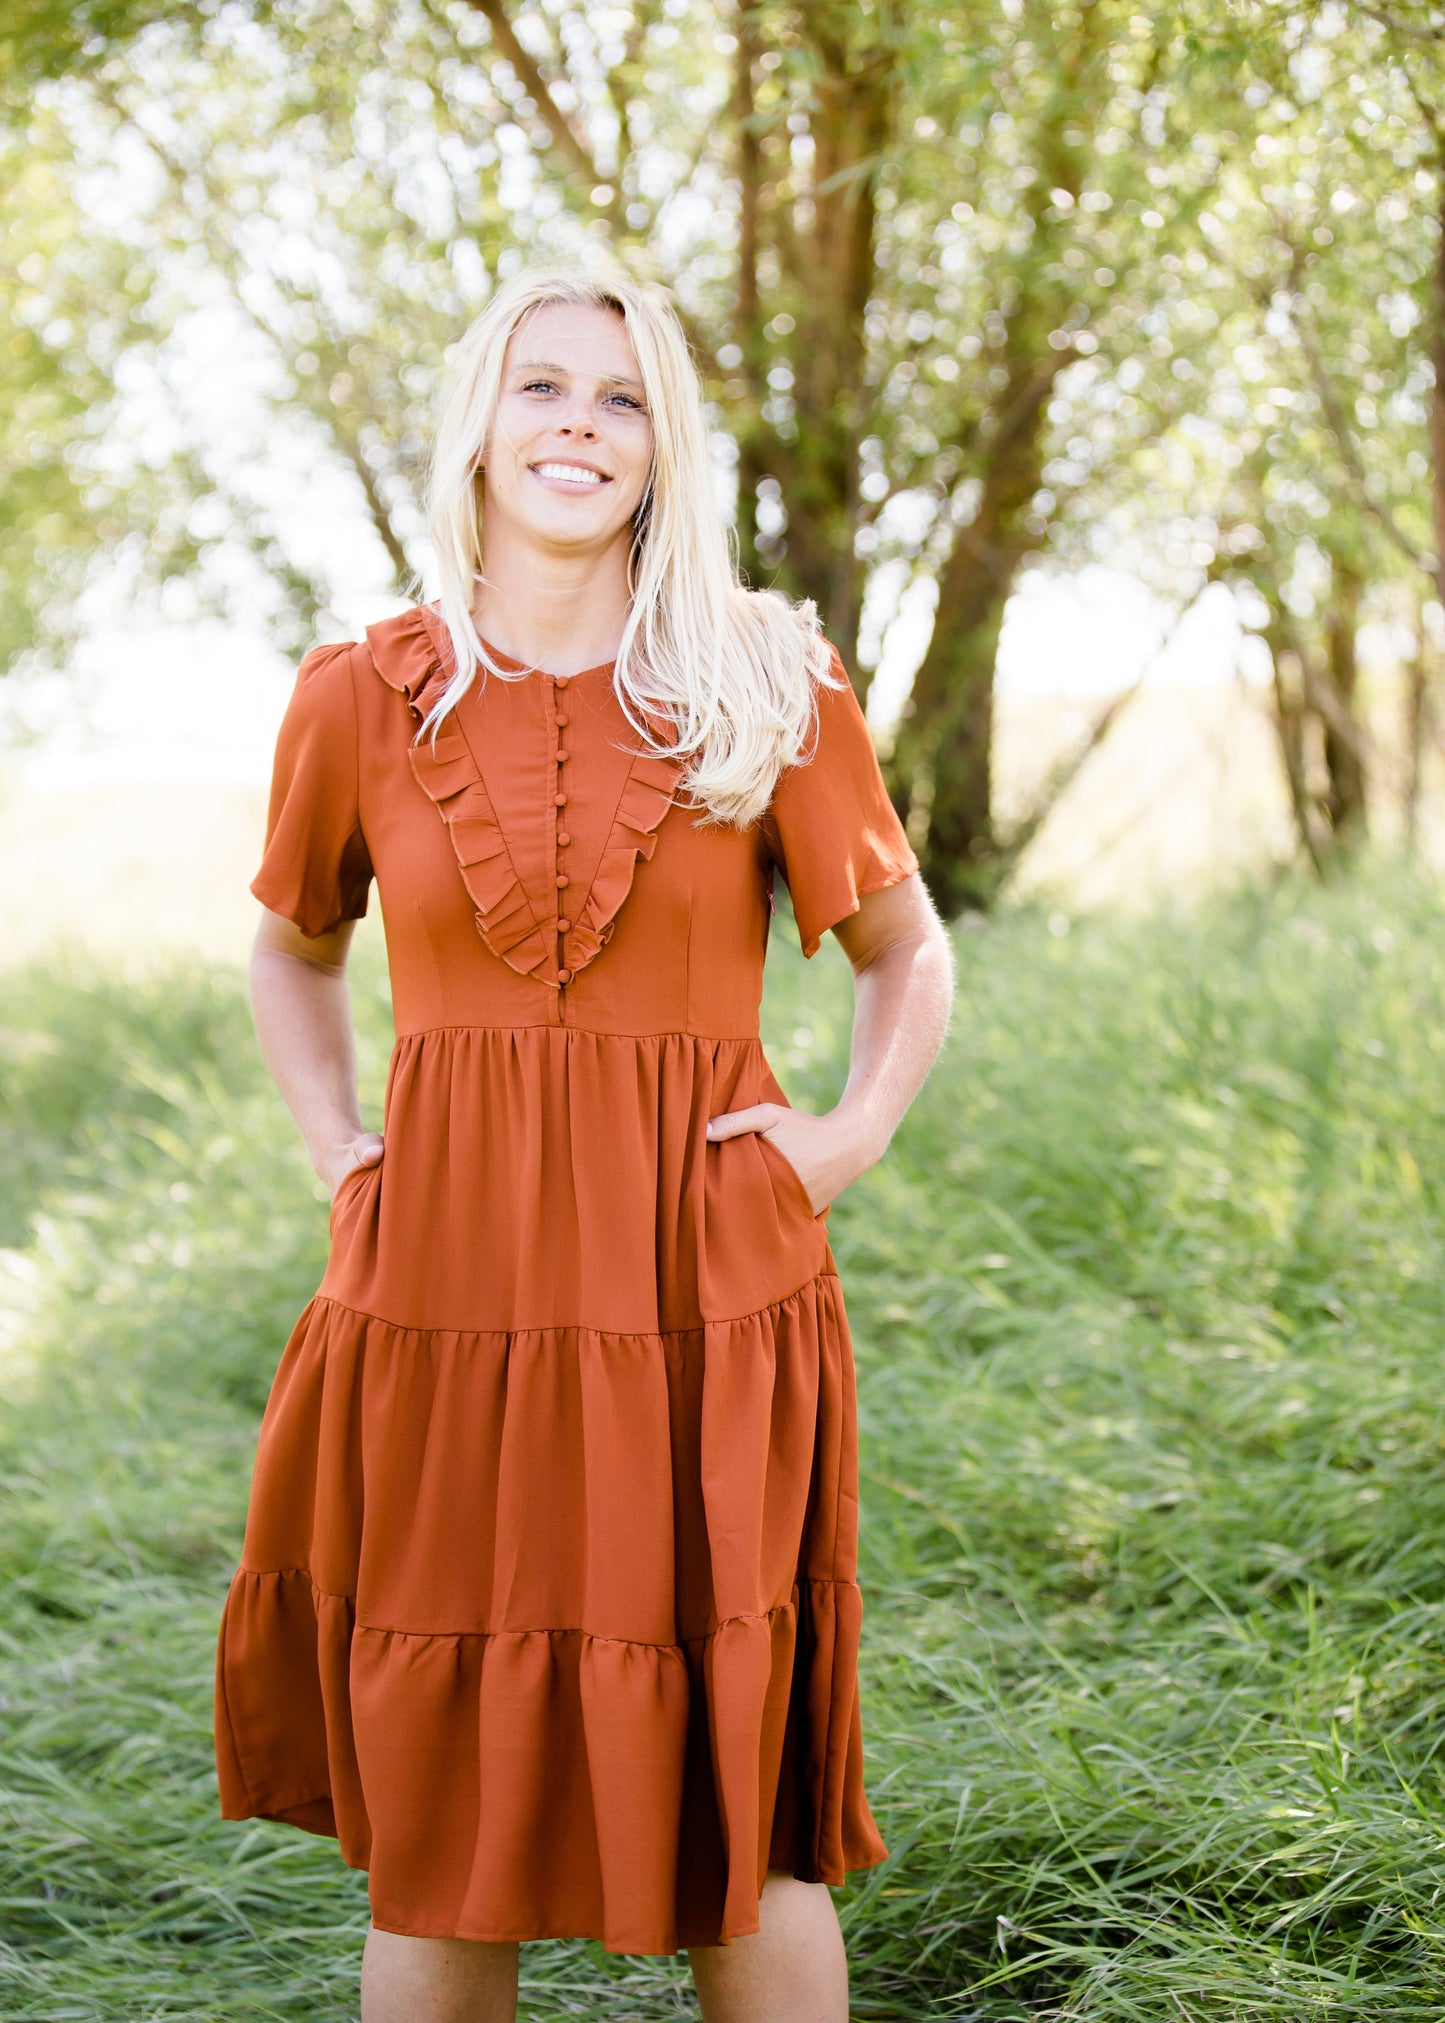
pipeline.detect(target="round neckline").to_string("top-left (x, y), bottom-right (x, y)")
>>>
top-left (474, 626), bottom-right (617, 681)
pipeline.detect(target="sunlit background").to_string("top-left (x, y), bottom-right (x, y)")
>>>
top-left (6, 0), bottom-right (1442, 966)
top-left (7, 6), bottom-right (1445, 2020)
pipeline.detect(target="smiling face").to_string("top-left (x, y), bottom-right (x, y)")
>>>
top-left (480, 298), bottom-right (654, 564)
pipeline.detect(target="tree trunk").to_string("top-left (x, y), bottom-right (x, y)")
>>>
top-left (890, 374), bottom-right (1058, 912)
top-left (1269, 637), bottom-right (1325, 876)
top-left (1432, 136), bottom-right (1445, 619)
top-left (884, 2), bottom-right (1105, 913)
top-left (729, 0), bottom-right (767, 581)
top-left (728, 0), bottom-right (894, 653)
top-left (1249, 559), bottom-right (1325, 874)
top-left (1404, 612), bottom-right (1429, 852)
top-left (1320, 556), bottom-right (1367, 845)
top-left (778, 10), bottom-right (892, 649)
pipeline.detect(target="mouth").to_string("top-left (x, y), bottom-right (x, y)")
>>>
top-left (529, 461), bottom-right (612, 490)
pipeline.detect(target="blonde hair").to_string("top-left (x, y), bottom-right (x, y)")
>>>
top-left (413, 258), bottom-right (844, 828)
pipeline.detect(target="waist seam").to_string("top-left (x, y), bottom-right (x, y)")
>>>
top-left (391, 1023), bottom-right (766, 1043)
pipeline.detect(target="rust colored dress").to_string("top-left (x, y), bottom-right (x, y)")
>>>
top-left (213, 602), bottom-right (919, 1954)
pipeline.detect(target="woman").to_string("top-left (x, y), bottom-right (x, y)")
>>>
top-left (214, 260), bottom-right (954, 2023)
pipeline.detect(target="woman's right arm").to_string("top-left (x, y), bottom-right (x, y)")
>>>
top-left (249, 906), bottom-right (384, 1201)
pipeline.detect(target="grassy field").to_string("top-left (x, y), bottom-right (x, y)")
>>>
top-left (3, 857), bottom-right (1445, 2019)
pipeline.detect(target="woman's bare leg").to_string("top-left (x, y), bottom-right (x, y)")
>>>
top-left (686, 1869), bottom-right (849, 2023)
top-left (360, 1927), bottom-right (520, 2023)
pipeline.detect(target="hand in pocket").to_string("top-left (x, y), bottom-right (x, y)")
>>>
top-left (323, 1132), bottom-right (385, 1205)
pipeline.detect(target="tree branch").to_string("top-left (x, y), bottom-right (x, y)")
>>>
top-left (1221, 228), bottom-right (1439, 581)
top-left (1353, 2), bottom-right (1445, 46)
top-left (89, 78), bottom-right (415, 589)
top-left (732, 0), bottom-right (763, 404)
top-left (998, 562), bottom-right (1228, 869)
top-left (1287, 285), bottom-right (1440, 581)
top-left (1279, 600), bottom-right (1374, 771)
top-left (601, 0), bottom-right (655, 191)
top-left (466, 0), bottom-right (624, 232)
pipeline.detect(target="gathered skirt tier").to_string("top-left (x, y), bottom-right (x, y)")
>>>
top-left (214, 1026), bottom-right (889, 1954)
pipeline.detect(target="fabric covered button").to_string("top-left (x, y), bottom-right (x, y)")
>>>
top-left (557, 918), bottom-right (571, 933)
top-left (555, 714), bottom-right (569, 728)
top-left (557, 830), bottom-right (570, 846)
top-left (227, 599), bottom-right (898, 1946)
top-left (556, 749), bottom-right (568, 764)
top-left (554, 675), bottom-right (569, 689)
top-left (556, 874), bottom-right (569, 889)
top-left (555, 793), bottom-right (567, 807)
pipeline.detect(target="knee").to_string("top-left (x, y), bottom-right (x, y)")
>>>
top-left (361, 1926), bottom-right (519, 2023)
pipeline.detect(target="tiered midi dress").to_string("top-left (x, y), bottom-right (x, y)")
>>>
top-left (213, 601), bottom-right (920, 1954)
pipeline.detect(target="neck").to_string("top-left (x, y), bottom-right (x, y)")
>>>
top-left (471, 524), bottom-right (634, 675)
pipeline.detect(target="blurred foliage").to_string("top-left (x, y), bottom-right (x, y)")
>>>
top-left (0, 0), bottom-right (215, 87)
top-left (7, 862), bottom-right (1445, 2013)
top-left (3, 1), bottom-right (1444, 898)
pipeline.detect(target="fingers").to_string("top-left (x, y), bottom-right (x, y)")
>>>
top-left (705, 1104), bottom-right (780, 1141)
top-left (329, 1134), bottom-right (385, 1194)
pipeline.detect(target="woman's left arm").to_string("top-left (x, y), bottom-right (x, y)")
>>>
top-left (706, 873), bottom-right (956, 1215)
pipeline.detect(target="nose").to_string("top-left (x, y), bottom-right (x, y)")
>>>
top-left (554, 386), bottom-right (599, 435)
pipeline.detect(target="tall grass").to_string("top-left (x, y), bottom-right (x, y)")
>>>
top-left (3, 859), bottom-right (1445, 2018)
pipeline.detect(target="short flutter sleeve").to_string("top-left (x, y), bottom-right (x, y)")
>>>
top-left (763, 646), bottom-right (920, 959)
top-left (250, 641), bottom-right (374, 938)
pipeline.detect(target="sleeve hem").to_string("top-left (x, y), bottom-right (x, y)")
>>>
top-left (249, 874), bottom-right (369, 941)
top-left (793, 850), bottom-right (921, 959)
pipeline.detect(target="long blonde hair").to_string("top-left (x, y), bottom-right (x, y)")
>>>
top-left (414, 259), bottom-right (844, 828)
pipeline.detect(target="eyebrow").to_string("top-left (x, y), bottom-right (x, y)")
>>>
top-left (511, 358), bottom-right (646, 392)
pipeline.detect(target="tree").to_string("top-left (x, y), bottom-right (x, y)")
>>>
top-left (1170, 1), bottom-right (1444, 868)
top-left (6, 0), bottom-right (1443, 911)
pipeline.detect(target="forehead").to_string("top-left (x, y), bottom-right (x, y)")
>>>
top-left (503, 300), bottom-right (641, 383)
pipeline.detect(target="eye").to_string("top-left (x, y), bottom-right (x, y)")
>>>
top-left (518, 378), bottom-right (644, 410)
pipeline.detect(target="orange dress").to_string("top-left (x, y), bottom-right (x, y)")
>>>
top-left (213, 602), bottom-right (919, 1954)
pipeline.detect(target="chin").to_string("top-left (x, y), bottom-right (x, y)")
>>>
top-left (530, 501), bottom-right (635, 537)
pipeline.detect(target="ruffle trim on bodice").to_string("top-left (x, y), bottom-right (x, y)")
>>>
top-left (362, 604), bottom-right (686, 989)
top-left (411, 724), bottom-right (559, 985)
top-left (568, 745), bottom-right (685, 970)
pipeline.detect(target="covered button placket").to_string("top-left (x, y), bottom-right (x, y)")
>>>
top-left (552, 673), bottom-right (574, 1006)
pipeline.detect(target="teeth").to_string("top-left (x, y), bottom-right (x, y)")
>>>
top-left (534, 463), bottom-right (604, 486)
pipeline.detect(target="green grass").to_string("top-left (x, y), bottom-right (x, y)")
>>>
top-left (4, 857), bottom-right (1445, 2017)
